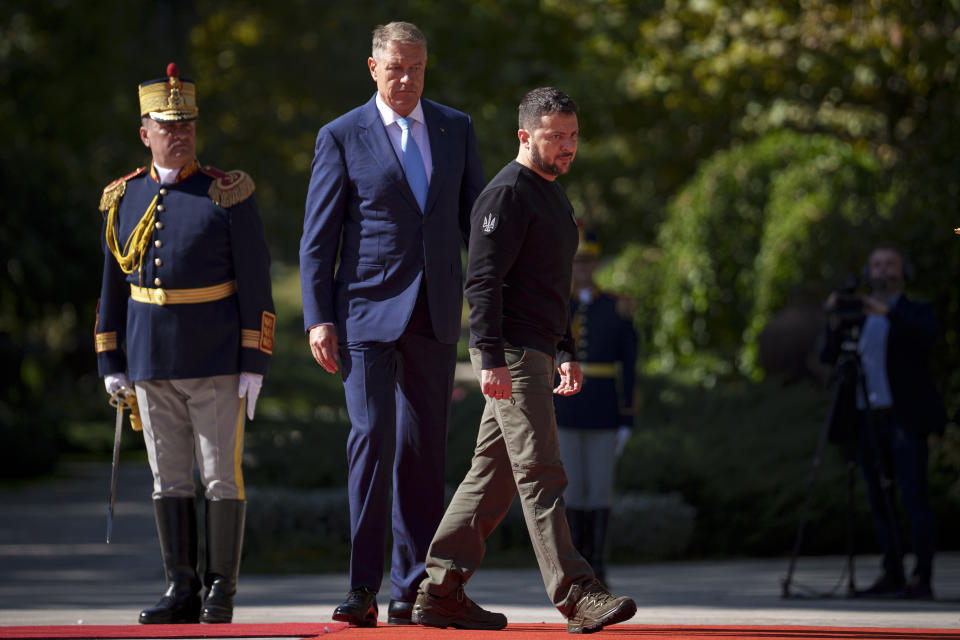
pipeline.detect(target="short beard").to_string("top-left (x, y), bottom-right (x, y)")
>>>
top-left (530, 144), bottom-right (570, 176)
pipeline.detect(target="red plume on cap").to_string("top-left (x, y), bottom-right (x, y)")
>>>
top-left (166, 62), bottom-right (179, 77)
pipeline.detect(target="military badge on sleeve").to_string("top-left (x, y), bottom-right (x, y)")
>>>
top-left (481, 212), bottom-right (498, 234)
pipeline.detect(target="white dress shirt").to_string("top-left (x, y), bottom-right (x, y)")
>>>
top-left (375, 93), bottom-right (433, 186)
top-left (856, 294), bottom-right (899, 410)
top-left (154, 164), bottom-right (180, 185)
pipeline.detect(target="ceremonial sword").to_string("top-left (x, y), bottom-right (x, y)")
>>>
top-left (106, 387), bottom-right (134, 544)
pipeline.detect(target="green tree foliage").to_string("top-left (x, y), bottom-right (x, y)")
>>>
top-left (0, 2), bottom-right (194, 473)
top-left (743, 137), bottom-right (890, 375)
top-left (650, 130), bottom-right (889, 377)
top-left (593, 0), bottom-right (958, 393)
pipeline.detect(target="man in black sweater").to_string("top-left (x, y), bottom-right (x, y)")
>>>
top-left (412, 87), bottom-right (637, 634)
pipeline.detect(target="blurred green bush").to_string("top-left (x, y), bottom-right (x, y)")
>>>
top-left (638, 130), bottom-right (888, 379)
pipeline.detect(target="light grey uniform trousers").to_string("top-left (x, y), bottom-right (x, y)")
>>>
top-left (557, 428), bottom-right (618, 509)
top-left (135, 374), bottom-right (246, 500)
top-left (421, 347), bottom-right (594, 617)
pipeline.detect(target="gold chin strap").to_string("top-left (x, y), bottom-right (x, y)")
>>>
top-left (105, 194), bottom-right (158, 274)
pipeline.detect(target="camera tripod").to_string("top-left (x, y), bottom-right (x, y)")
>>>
top-left (781, 324), bottom-right (903, 599)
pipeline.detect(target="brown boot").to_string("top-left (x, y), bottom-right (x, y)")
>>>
top-left (412, 586), bottom-right (507, 630)
top-left (566, 578), bottom-right (636, 634)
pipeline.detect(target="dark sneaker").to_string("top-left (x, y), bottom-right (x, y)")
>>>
top-left (332, 587), bottom-right (378, 627)
top-left (412, 586), bottom-right (507, 630)
top-left (567, 579), bottom-right (636, 634)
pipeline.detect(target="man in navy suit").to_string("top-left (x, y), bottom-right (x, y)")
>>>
top-left (299, 21), bottom-right (485, 626)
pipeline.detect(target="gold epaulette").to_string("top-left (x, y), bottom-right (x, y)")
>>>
top-left (99, 167), bottom-right (147, 212)
top-left (202, 166), bottom-right (255, 208)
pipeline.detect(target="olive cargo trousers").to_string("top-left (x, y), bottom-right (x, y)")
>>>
top-left (421, 346), bottom-right (594, 617)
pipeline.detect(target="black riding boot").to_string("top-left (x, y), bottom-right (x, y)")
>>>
top-left (589, 508), bottom-right (610, 587)
top-left (200, 499), bottom-right (246, 623)
top-left (139, 497), bottom-right (201, 624)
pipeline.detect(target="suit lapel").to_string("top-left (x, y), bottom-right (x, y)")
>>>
top-left (356, 95), bottom-right (421, 212)
top-left (423, 100), bottom-right (449, 217)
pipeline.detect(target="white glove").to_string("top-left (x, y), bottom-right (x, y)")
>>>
top-left (104, 373), bottom-right (133, 396)
top-left (238, 372), bottom-right (263, 421)
top-left (614, 425), bottom-right (631, 458)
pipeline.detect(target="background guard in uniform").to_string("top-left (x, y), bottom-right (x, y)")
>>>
top-left (94, 63), bottom-right (275, 624)
top-left (555, 229), bottom-right (637, 586)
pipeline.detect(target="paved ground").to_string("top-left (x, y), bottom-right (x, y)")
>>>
top-left (1, 462), bottom-right (958, 630)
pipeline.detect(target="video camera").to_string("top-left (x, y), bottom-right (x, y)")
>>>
top-left (830, 275), bottom-right (865, 328)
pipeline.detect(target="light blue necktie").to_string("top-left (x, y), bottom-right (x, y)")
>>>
top-left (396, 116), bottom-right (428, 212)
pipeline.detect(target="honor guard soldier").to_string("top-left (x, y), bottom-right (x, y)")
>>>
top-left (554, 229), bottom-right (637, 586)
top-left (94, 63), bottom-right (275, 624)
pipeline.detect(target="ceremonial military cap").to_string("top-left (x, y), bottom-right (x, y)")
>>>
top-left (138, 62), bottom-right (198, 122)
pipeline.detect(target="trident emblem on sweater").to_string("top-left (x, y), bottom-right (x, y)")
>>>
top-left (481, 212), bottom-right (498, 234)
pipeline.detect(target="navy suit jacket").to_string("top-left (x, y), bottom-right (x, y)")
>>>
top-left (300, 94), bottom-right (485, 345)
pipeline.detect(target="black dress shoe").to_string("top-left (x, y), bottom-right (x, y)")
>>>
top-left (333, 587), bottom-right (378, 627)
top-left (855, 573), bottom-right (906, 599)
top-left (899, 575), bottom-right (934, 600)
top-left (388, 599), bottom-right (414, 625)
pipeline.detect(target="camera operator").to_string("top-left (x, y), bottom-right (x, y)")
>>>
top-left (820, 243), bottom-right (946, 600)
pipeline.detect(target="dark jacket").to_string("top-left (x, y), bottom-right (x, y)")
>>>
top-left (820, 294), bottom-right (947, 437)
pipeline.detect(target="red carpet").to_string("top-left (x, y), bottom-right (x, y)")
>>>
top-left (0, 622), bottom-right (346, 639)
top-left (330, 624), bottom-right (960, 639)
top-left (2, 623), bottom-right (960, 639)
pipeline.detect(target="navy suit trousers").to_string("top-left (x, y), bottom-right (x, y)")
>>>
top-left (339, 285), bottom-right (456, 601)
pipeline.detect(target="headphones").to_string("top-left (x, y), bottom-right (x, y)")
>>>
top-left (862, 243), bottom-right (914, 284)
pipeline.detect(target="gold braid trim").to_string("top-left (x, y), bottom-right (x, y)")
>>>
top-left (240, 311), bottom-right (276, 355)
top-left (204, 168), bottom-right (255, 208)
top-left (105, 194), bottom-right (158, 274)
top-left (95, 331), bottom-right (118, 353)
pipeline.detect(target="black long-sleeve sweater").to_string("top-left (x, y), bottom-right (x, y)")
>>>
top-left (465, 161), bottom-right (579, 370)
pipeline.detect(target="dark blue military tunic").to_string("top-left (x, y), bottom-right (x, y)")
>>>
top-left (554, 291), bottom-right (637, 430)
top-left (95, 161), bottom-right (274, 381)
